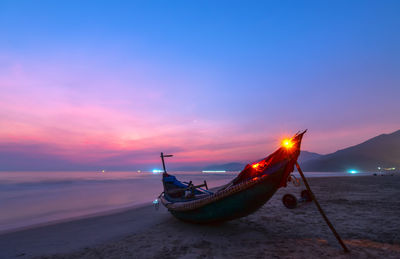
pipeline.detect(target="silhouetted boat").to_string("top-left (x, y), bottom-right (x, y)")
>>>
top-left (159, 131), bottom-right (306, 223)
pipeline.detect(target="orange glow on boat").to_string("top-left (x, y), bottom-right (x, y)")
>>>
top-left (252, 163), bottom-right (260, 169)
top-left (282, 138), bottom-right (294, 149)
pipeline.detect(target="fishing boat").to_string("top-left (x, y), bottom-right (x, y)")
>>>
top-left (159, 131), bottom-right (306, 223)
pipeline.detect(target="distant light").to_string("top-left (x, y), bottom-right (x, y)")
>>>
top-left (383, 167), bottom-right (396, 171)
top-left (281, 138), bottom-right (294, 149)
top-left (202, 170), bottom-right (226, 173)
top-left (101, 169), bottom-right (105, 173)
top-left (137, 170), bottom-right (141, 173)
top-left (152, 169), bottom-right (164, 174)
top-left (348, 169), bottom-right (358, 174)
top-left (377, 167), bottom-right (381, 170)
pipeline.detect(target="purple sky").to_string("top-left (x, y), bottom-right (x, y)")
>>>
top-left (0, 1), bottom-right (399, 170)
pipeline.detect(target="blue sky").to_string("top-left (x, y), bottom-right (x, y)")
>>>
top-left (0, 0), bottom-right (399, 170)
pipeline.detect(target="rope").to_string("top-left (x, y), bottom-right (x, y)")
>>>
top-left (288, 174), bottom-right (301, 187)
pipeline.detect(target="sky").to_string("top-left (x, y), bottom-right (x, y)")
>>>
top-left (0, 0), bottom-right (399, 170)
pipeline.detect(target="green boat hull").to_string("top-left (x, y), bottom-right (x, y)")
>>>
top-left (169, 167), bottom-right (285, 223)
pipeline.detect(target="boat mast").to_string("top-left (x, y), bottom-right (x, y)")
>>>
top-left (160, 152), bottom-right (173, 175)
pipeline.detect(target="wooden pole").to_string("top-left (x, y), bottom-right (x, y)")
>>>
top-left (161, 152), bottom-right (167, 173)
top-left (160, 153), bottom-right (173, 175)
top-left (295, 162), bottom-right (350, 253)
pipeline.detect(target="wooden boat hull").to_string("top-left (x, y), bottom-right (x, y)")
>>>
top-left (167, 167), bottom-right (285, 223)
top-left (160, 131), bottom-right (305, 223)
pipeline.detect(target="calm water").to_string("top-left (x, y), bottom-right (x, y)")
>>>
top-left (0, 171), bottom-right (371, 232)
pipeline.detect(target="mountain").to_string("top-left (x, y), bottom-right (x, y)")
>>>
top-left (302, 130), bottom-right (400, 172)
top-left (298, 151), bottom-right (323, 163)
top-left (201, 151), bottom-right (323, 171)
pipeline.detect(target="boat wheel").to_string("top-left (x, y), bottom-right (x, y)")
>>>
top-left (301, 190), bottom-right (312, 202)
top-left (282, 194), bottom-right (297, 209)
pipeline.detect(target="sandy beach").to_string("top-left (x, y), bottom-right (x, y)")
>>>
top-left (1, 175), bottom-right (399, 259)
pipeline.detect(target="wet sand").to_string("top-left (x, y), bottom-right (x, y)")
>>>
top-left (1, 175), bottom-right (399, 258)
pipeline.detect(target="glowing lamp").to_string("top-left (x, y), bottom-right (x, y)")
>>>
top-left (348, 170), bottom-right (358, 174)
top-left (282, 138), bottom-right (294, 149)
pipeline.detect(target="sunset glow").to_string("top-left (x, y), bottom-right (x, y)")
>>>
top-left (0, 1), bottom-right (399, 171)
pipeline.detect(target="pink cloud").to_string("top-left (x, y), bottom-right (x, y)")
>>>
top-left (1, 53), bottom-right (398, 170)
top-left (0, 57), bottom-right (268, 166)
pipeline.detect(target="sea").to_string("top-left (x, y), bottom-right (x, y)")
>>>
top-left (0, 171), bottom-right (372, 233)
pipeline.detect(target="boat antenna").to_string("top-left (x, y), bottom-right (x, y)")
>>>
top-left (160, 152), bottom-right (173, 175)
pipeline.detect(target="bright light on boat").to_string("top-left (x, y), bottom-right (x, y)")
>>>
top-left (252, 163), bottom-right (260, 169)
top-left (282, 138), bottom-right (294, 149)
top-left (348, 169), bottom-right (358, 174)
top-left (152, 169), bottom-right (163, 174)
